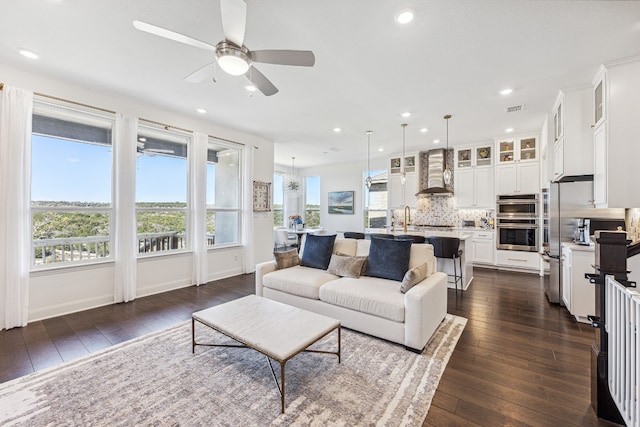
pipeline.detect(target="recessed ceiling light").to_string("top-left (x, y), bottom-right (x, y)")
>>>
top-left (395, 9), bottom-right (415, 24)
top-left (19, 49), bottom-right (38, 59)
top-left (500, 88), bottom-right (513, 95)
top-left (138, 137), bottom-right (147, 142)
top-left (433, 139), bottom-right (440, 144)
top-left (245, 85), bottom-right (257, 92)
top-left (378, 148), bottom-right (384, 152)
top-left (420, 128), bottom-right (428, 133)
top-left (401, 112), bottom-right (411, 118)
top-left (505, 128), bottom-right (514, 133)
top-left (333, 127), bottom-right (342, 133)
top-left (196, 108), bottom-right (207, 114)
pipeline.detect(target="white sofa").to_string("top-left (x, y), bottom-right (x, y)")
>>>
top-left (255, 237), bottom-right (448, 352)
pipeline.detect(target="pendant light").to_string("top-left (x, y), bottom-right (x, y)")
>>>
top-left (400, 123), bottom-right (407, 186)
top-left (285, 156), bottom-right (300, 196)
top-left (443, 115), bottom-right (452, 185)
top-left (365, 131), bottom-right (373, 190)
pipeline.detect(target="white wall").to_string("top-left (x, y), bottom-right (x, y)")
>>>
top-left (0, 63), bottom-right (274, 322)
top-left (301, 157), bottom-right (388, 234)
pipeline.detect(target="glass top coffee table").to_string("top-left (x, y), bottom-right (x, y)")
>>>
top-left (192, 295), bottom-right (341, 413)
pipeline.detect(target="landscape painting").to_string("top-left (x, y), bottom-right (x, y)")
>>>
top-left (328, 191), bottom-right (354, 215)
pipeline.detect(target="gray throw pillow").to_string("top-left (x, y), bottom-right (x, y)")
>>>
top-left (327, 254), bottom-right (368, 278)
top-left (301, 234), bottom-right (337, 270)
top-left (400, 263), bottom-right (428, 293)
top-left (274, 249), bottom-right (300, 270)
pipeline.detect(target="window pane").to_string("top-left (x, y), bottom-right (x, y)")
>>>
top-left (364, 170), bottom-right (388, 228)
top-left (305, 176), bottom-right (320, 227)
top-left (136, 128), bottom-right (189, 255)
top-left (206, 144), bottom-right (239, 208)
top-left (207, 211), bottom-right (239, 245)
top-left (273, 174), bottom-right (284, 227)
top-left (31, 108), bottom-right (114, 267)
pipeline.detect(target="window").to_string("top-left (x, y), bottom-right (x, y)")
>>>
top-left (136, 126), bottom-right (189, 255)
top-left (273, 173), bottom-right (285, 227)
top-left (206, 140), bottom-right (242, 246)
top-left (305, 176), bottom-right (320, 227)
top-left (31, 102), bottom-right (114, 266)
top-left (364, 170), bottom-right (387, 228)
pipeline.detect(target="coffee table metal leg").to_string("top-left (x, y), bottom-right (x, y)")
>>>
top-left (191, 318), bottom-right (195, 354)
top-left (280, 361), bottom-right (286, 413)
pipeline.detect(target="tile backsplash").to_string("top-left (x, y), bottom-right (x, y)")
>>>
top-left (391, 195), bottom-right (494, 228)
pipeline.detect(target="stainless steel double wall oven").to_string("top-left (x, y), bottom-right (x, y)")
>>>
top-left (496, 194), bottom-right (539, 252)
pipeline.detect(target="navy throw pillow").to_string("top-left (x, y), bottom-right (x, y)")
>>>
top-left (301, 234), bottom-right (337, 270)
top-left (365, 237), bottom-right (412, 282)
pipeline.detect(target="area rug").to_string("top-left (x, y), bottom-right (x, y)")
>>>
top-left (0, 314), bottom-right (466, 426)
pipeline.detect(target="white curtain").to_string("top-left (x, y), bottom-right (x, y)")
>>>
top-left (0, 86), bottom-right (33, 329)
top-left (113, 114), bottom-right (138, 303)
top-left (191, 132), bottom-right (208, 285)
top-left (242, 145), bottom-right (255, 273)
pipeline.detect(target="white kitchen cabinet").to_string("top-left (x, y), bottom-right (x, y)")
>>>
top-left (471, 230), bottom-right (495, 264)
top-left (495, 136), bottom-right (540, 195)
top-left (388, 152), bottom-right (418, 208)
top-left (495, 249), bottom-right (540, 270)
top-left (561, 243), bottom-right (596, 323)
top-left (591, 59), bottom-right (640, 208)
top-left (551, 87), bottom-right (593, 181)
top-left (454, 144), bottom-right (494, 208)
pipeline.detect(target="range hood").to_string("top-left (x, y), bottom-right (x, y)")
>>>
top-left (415, 148), bottom-right (452, 196)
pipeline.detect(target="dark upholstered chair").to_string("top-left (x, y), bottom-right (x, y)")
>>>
top-left (426, 236), bottom-right (463, 291)
top-left (368, 233), bottom-right (395, 240)
top-left (394, 234), bottom-right (426, 243)
top-left (344, 232), bottom-right (365, 239)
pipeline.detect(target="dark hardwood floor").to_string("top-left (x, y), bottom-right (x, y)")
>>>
top-left (0, 269), bottom-right (619, 426)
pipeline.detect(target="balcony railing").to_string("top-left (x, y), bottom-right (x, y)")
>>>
top-left (33, 232), bottom-right (215, 265)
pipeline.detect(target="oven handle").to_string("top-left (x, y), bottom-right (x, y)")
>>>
top-left (496, 224), bottom-right (539, 229)
top-left (496, 199), bottom-right (539, 205)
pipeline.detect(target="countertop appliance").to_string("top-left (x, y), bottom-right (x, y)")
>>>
top-left (545, 180), bottom-right (624, 304)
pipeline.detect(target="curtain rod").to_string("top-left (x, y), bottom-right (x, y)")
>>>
top-left (1, 81), bottom-right (254, 148)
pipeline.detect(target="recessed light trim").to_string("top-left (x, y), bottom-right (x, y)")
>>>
top-left (505, 128), bottom-right (514, 133)
top-left (420, 128), bottom-right (428, 133)
top-left (378, 148), bottom-right (384, 152)
top-left (333, 127), bottom-right (342, 133)
top-left (19, 49), bottom-right (38, 59)
top-left (500, 88), bottom-right (513, 95)
top-left (138, 137), bottom-right (147, 142)
top-left (395, 9), bottom-right (415, 24)
top-left (196, 108), bottom-right (207, 114)
top-left (433, 139), bottom-right (440, 144)
top-left (401, 112), bottom-right (411, 118)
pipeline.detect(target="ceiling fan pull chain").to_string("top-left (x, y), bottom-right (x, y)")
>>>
top-left (212, 61), bottom-right (218, 83)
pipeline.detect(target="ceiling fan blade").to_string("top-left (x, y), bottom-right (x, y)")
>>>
top-left (246, 66), bottom-right (278, 96)
top-left (252, 50), bottom-right (316, 67)
top-left (184, 62), bottom-right (215, 83)
top-left (220, 0), bottom-right (247, 47)
top-left (133, 20), bottom-right (216, 52)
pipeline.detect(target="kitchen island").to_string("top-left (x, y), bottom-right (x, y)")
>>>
top-left (363, 227), bottom-right (474, 291)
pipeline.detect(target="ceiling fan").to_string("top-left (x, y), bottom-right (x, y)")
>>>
top-left (137, 141), bottom-right (174, 157)
top-left (133, 0), bottom-right (315, 96)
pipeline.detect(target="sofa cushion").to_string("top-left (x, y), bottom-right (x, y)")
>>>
top-left (300, 234), bottom-right (337, 270)
top-left (364, 237), bottom-right (412, 282)
top-left (355, 239), bottom-right (371, 256)
top-left (319, 277), bottom-right (405, 322)
top-left (327, 254), bottom-right (367, 278)
top-left (400, 263), bottom-right (428, 293)
top-left (263, 265), bottom-right (338, 299)
top-left (273, 249), bottom-right (300, 270)
top-left (408, 243), bottom-right (432, 269)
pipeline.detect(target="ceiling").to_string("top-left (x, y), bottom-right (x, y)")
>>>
top-left (1, 1), bottom-right (639, 168)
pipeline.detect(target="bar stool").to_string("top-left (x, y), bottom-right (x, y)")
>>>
top-left (344, 232), bottom-right (365, 239)
top-left (426, 236), bottom-right (463, 291)
top-left (395, 234), bottom-right (426, 243)
top-left (368, 233), bottom-right (395, 240)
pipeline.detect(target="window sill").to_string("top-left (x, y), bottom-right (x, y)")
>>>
top-left (30, 258), bottom-right (115, 276)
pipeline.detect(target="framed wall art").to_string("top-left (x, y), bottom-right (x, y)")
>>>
top-left (328, 191), bottom-right (354, 215)
top-left (253, 181), bottom-right (272, 212)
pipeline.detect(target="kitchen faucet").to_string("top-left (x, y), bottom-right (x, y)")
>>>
top-left (404, 205), bottom-right (411, 233)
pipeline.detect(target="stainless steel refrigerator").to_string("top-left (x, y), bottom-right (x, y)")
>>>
top-left (547, 181), bottom-right (602, 304)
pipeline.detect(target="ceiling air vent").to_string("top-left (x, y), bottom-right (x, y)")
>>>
top-left (506, 104), bottom-right (525, 113)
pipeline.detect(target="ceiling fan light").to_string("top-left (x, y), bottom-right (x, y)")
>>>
top-left (217, 55), bottom-right (249, 75)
